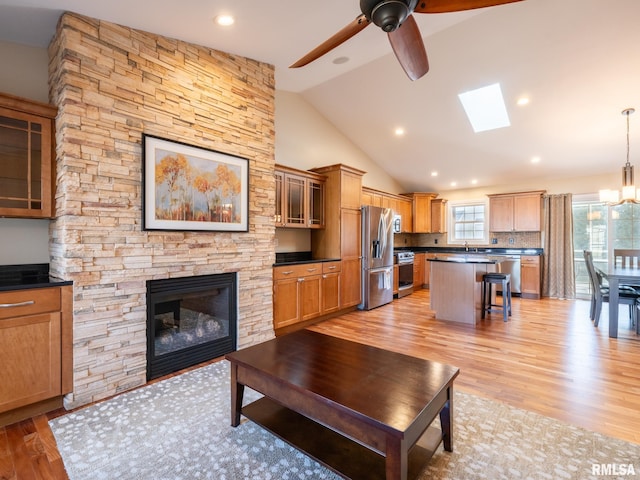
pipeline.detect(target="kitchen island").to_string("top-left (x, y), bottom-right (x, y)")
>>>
top-left (429, 256), bottom-right (503, 325)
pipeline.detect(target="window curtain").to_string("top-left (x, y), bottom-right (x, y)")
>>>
top-left (542, 193), bottom-right (575, 299)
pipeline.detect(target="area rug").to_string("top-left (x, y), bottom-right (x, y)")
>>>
top-left (49, 361), bottom-right (640, 480)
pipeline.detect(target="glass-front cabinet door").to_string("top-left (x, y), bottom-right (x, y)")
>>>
top-left (275, 165), bottom-right (325, 229)
top-left (285, 174), bottom-right (306, 226)
top-left (274, 170), bottom-right (284, 226)
top-left (308, 178), bottom-right (324, 228)
top-left (0, 94), bottom-right (56, 219)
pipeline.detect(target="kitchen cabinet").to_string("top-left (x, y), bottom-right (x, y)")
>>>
top-left (361, 187), bottom-right (382, 207)
top-left (0, 285), bottom-right (72, 425)
top-left (361, 186), bottom-right (414, 233)
top-left (402, 192), bottom-right (438, 233)
top-left (430, 199), bottom-right (447, 233)
top-left (273, 262), bottom-right (322, 329)
top-left (275, 165), bottom-right (325, 228)
top-left (311, 164), bottom-right (366, 309)
top-left (413, 253), bottom-right (425, 290)
top-left (393, 264), bottom-right (399, 295)
top-left (396, 198), bottom-right (413, 233)
top-left (423, 253), bottom-right (436, 288)
top-left (488, 191), bottom-right (544, 232)
top-left (0, 92), bottom-right (57, 219)
top-left (321, 261), bottom-right (341, 314)
top-left (273, 261), bottom-right (343, 330)
top-left (520, 255), bottom-right (541, 299)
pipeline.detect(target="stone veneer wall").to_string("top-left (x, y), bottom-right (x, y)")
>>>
top-left (48, 12), bottom-right (276, 408)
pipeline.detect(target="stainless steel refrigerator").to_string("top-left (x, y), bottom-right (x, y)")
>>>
top-left (359, 205), bottom-right (394, 310)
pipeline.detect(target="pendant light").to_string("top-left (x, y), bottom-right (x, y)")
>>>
top-left (600, 108), bottom-right (638, 204)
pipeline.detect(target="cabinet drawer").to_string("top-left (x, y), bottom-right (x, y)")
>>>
top-left (521, 255), bottom-right (540, 265)
top-left (322, 261), bottom-right (341, 274)
top-left (274, 263), bottom-right (322, 280)
top-left (0, 288), bottom-right (61, 320)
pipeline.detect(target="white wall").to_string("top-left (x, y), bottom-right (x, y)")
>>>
top-left (0, 41), bottom-right (51, 264)
top-left (275, 90), bottom-right (405, 193)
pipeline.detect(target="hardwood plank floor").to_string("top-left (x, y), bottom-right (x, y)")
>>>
top-left (1, 290), bottom-right (639, 479)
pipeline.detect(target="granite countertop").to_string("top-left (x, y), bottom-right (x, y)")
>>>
top-left (274, 251), bottom-right (340, 266)
top-left (0, 264), bottom-right (73, 292)
top-left (428, 255), bottom-right (504, 264)
top-left (395, 247), bottom-right (543, 256)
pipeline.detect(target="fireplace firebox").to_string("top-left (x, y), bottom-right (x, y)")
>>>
top-left (146, 273), bottom-right (237, 380)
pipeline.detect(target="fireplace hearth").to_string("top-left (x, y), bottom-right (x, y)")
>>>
top-left (146, 273), bottom-right (237, 380)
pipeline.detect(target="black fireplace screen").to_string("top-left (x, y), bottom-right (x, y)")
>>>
top-left (146, 273), bottom-right (237, 380)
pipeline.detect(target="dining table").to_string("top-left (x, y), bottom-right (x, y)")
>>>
top-left (597, 265), bottom-right (640, 338)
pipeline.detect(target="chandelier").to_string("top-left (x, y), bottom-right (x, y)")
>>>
top-left (599, 108), bottom-right (638, 204)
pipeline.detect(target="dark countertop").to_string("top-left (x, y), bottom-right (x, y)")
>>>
top-left (0, 264), bottom-right (73, 292)
top-left (395, 247), bottom-right (543, 256)
top-left (274, 251), bottom-right (341, 266)
top-left (429, 256), bottom-right (504, 264)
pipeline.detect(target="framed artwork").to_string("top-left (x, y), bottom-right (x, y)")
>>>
top-left (142, 134), bottom-right (249, 232)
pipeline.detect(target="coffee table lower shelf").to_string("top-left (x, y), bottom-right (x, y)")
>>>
top-left (241, 397), bottom-right (443, 480)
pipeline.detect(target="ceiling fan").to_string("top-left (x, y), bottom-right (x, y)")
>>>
top-left (290, 0), bottom-right (524, 81)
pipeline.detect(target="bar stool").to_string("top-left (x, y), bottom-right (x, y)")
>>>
top-left (481, 273), bottom-right (512, 322)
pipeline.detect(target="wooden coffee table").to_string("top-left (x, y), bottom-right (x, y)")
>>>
top-left (226, 330), bottom-right (459, 480)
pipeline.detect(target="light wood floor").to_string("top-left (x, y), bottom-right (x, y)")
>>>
top-left (2, 290), bottom-right (639, 479)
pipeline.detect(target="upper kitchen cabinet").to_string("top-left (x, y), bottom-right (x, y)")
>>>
top-left (275, 164), bottom-right (325, 228)
top-left (361, 186), bottom-right (413, 232)
top-left (403, 192), bottom-right (438, 233)
top-left (488, 191), bottom-right (545, 232)
top-left (430, 198), bottom-right (447, 233)
top-left (0, 92), bottom-right (57, 219)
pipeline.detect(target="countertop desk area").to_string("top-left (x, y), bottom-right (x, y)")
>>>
top-left (429, 256), bottom-right (503, 325)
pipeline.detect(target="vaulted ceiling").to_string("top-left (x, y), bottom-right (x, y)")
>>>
top-left (1, 0), bottom-right (639, 192)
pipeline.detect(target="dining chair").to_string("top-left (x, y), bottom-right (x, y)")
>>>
top-left (583, 250), bottom-right (639, 327)
top-left (613, 249), bottom-right (640, 269)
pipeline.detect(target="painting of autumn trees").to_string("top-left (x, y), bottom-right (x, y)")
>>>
top-left (155, 149), bottom-right (242, 223)
top-left (144, 135), bottom-right (248, 232)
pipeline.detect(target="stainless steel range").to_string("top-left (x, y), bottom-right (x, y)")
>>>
top-left (395, 251), bottom-right (414, 298)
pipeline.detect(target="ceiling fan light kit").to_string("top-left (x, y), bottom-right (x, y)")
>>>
top-left (360, 0), bottom-right (417, 32)
top-left (290, 0), bottom-right (524, 80)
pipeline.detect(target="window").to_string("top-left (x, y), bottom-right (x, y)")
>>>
top-left (448, 201), bottom-right (488, 244)
top-left (572, 194), bottom-right (640, 299)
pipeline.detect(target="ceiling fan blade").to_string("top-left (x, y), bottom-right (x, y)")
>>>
top-left (290, 14), bottom-right (370, 68)
top-left (388, 15), bottom-right (429, 81)
top-left (415, 0), bottom-right (524, 14)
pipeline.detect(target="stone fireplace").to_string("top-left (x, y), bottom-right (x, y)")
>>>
top-left (47, 12), bottom-right (276, 409)
top-left (147, 273), bottom-right (237, 380)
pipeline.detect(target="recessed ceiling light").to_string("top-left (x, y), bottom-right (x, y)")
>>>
top-left (333, 56), bottom-right (349, 65)
top-left (458, 83), bottom-right (510, 133)
top-left (517, 97), bottom-right (530, 106)
top-left (431, 171), bottom-right (438, 177)
top-left (394, 127), bottom-right (405, 136)
top-left (471, 179), bottom-right (478, 185)
top-left (531, 156), bottom-right (541, 164)
top-left (450, 181), bottom-right (457, 187)
top-left (214, 14), bottom-right (235, 26)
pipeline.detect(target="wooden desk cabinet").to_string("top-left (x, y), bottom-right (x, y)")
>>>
top-left (0, 285), bottom-right (72, 425)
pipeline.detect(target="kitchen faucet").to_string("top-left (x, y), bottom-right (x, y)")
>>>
top-left (464, 241), bottom-right (469, 252)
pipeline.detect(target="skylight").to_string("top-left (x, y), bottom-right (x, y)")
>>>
top-left (458, 83), bottom-right (510, 133)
